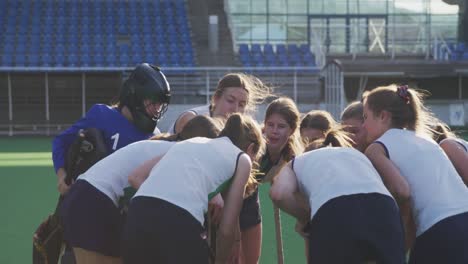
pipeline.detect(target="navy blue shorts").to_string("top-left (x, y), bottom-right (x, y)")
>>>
top-left (409, 211), bottom-right (468, 264)
top-left (239, 189), bottom-right (262, 230)
top-left (122, 196), bottom-right (210, 264)
top-left (59, 180), bottom-right (123, 257)
top-left (305, 193), bottom-right (405, 264)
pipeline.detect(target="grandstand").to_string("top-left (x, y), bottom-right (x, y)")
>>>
top-left (0, 0), bottom-right (194, 67)
top-left (0, 0), bottom-right (467, 135)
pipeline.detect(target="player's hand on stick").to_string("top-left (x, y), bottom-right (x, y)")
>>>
top-left (208, 193), bottom-right (224, 225)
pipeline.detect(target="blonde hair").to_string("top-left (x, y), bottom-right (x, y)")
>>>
top-left (306, 128), bottom-right (354, 152)
top-left (150, 115), bottom-right (223, 141)
top-left (219, 113), bottom-right (265, 196)
top-left (363, 84), bottom-right (435, 137)
top-left (211, 73), bottom-right (273, 114)
top-left (265, 97), bottom-right (304, 161)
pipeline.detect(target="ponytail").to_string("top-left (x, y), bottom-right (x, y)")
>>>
top-left (151, 115), bottom-right (223, 142)
top-left (149, 133), bottom-right (178, 141)
top-left (431, 121), bottom-right (456, 143)
top-left (219, 113), bottom-right (265, 197)
top-left (306, 127), bottom-right (353, 152)
top-left (363, 84), bottom-right (435, 137)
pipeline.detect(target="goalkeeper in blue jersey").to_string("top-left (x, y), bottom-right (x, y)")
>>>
top-left (52, 63), bottom-right (171, 196)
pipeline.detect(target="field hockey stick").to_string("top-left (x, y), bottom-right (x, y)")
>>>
top-left (207, 212), bottom-right (217, 263)
top-left (273, 204), bottom-right (284, 264)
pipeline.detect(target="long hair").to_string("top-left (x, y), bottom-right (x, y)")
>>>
top-left (301, 110), bottom-right (336, 132)
top-left (219, 113), bottom-right (265, 196)
top-left (431, 120), bottom-right (457, 143)
top-left (150, 115), bottom-right (223, 141)
top-left (306, 127), bottom-right (354, 152)
top-left (363, 84), bottom-right (435, 137)
top-left (211, 73), bottom-right (273, 114)
top-left (265, 97), bottom-right (304, 161)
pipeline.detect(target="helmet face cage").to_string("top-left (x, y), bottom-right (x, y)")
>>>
top-left (119, 63), bottom-right (171, 133)
top-left (123, 63), bottom-right (171, 117)
top-left (136, 100), bottom-right (169, 122)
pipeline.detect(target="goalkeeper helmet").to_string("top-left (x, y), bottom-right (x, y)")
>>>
top-left (119, 63), bottom-right (171, 133)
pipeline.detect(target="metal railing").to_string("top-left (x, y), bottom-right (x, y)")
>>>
top-left (0, 66), bottom-right (324, 136)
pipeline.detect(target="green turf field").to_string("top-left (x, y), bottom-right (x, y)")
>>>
top-left (0, 137), bottom-right (306, 264)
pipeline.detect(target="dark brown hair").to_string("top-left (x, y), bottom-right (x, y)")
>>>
top-left (306, 128), bottom-right (354, 152)
top-left (265, 97), bottom-right (304, 161)
top-left (300, 110), bottom-right (337, 133)
top-left (150, 115), bottom-right (223, 141)
top-left (431, 121), bottom-right (456, 143)
top-left (219, 113), bottom-right (265, 196)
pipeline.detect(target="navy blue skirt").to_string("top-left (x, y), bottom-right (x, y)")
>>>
top-left (239, 188), bottom-right (262, 230)
top-left (305, 193), bottom-right (405, 264)
top-left (409, 211), bottom-right (468, 264)
top-left (59, 180), bottom-right (124, 257)
top-left (122, 196), bottom-right (210, 264)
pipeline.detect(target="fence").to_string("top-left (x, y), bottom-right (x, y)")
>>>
top-left (0, 65), bottom-right (331, 135)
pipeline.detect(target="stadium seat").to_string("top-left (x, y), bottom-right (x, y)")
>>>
top-left (41, 53), bottom-right (51, 66)
top-left (239, 44), bottom-right (249, 55)
top-left (251, 44), bottom-right (262, 55)
top-left (0, 0), bottom-right (195, 68)
top-left (28, 54), bottom-right (40, 66)
top-left (1, 53), bottom-right (13, 66)
top-left (67, 54), bottom-right (79, 67)
top-left (276, 44), bottom-right (287, 55)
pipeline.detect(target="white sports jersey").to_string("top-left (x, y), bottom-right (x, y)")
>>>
top-left (440, 137), bottom-right (468, 152)
top-left (78, 140), bottom-right (175, 206)
top-left (135, 137), bottom-right (244, 225)
top-left (377, 129), bottom-right (468, 236)
top-left (293, 147), bottom-right (392, 220)
top-left (169, 105), bottom-right (211, 134)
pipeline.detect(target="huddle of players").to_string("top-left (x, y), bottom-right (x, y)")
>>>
top-left (53, 63), bottom-right (468, 264)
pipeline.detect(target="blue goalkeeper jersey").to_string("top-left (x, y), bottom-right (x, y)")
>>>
top-left (52, 104), bottom-right (156, 172)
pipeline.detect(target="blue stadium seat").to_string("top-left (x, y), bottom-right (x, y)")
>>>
top-left (264, 53), bottom-right (277, 66)
top-left (28, 54), bottom-right (40, 66)
top-left (0, 0), bottom-right (195, 68)
top-left (251, 44), bottom-right (262, 55)
top-left (105, 54), bottom-right (117, 67)
top-left (462, 52), bottom-right (468, 60)
top-left (94, 53), bottom-right (104, 66)
top-left (119, 53), bottom-right (130, 66)
top-left (3, 44), bottom-right (14, 54)
top-left (16, 45), bottom-right (27, 56)
top-left (299, 44), bottom-right (311, 54)
top-left (41, 53), bottom-right (52, 66)
top-left (276, 44), bottom-right (287, 55)
top-left (79, 53), bottom-right (89, 67)
top-left (263, 44), bottom-right (274, 54)
top-left (55, 53), bottom-right (66, 67)
top-left (1, 53), bottom-right (13, 66)
top-left (66, 54), bottom-right (78, 67)
top-left (132, 53), bottom-right (143, 65)
top-left (287, 44), bottom-right (299, 56)
top-left (239, 44), bottom-right (249, 55)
